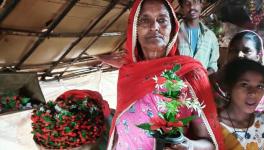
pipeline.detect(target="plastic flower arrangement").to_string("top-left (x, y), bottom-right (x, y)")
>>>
top-left (31, 90), bottom-right (110, 149)
top-left (137, 65), bottom-right (204, 139)
top-left (0, 92), bottom-right (31, 113)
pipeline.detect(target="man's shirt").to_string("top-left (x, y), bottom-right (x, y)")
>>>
top-left (177, 21), bottom-right (220, 72)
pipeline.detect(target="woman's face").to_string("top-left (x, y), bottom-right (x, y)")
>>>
top-left (228, 39), bottom-right (260, 62)
top-left (230, 71), bottom-right (264, 114)
top-left (137, 0), bottom-right (172, 60)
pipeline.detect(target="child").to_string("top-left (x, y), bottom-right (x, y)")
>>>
top-left (227, 30), bottom-right (263, 65)
top-left (218, 58), bottom-right (264, 149)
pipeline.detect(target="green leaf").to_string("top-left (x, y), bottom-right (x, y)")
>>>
top-left (53, 132), bottom-right (59, 137)
top-left (48, 124), bottom-right (55, 130)
top-left (21, 97), bottom-right (30, 105)
top-left (76, 115), bottom-right (81, 120)
top-left (172, 65), bottom-right (181, 72)
top-left (47, 101), bottom-right (55, 107)
top-left (171, 91), bottom-right (179, 97)
top-left (1, 97), bottom-right (7, 104)
top-left (36, 111), bottom-right (42, 116)
top-left (167, 127), bottom-right (183, 136)
top-left (64, 126), bottom-right (71, 133)
top-left (71, 122), bottom-right (77, 127)
top-left (137, 123), bottom-right (151, 131)
top-left (166, 100), bottom-right (180, 113)
top-left (181, 116), bottom-right (195, 125)
top-left (8, 98), bottom-right (16, 108)
top-left (43, 116), bottom-right (53, 123)
top-left (48, 141), bottom-right (55, 146)
top-left (81, 130), bottom-right (87, 138)
top-left (35, 128), bottom-right (43, 134)
top-left (58, 114), bottom-right (63, 122)
top-left (158, 112), bottom-right (165, 119)
top-left (178, 127), bottom-right (183, 133)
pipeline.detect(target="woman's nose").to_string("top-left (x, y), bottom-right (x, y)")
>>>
top-left (247, 86), bottom-right (257, 96)
top-left (149, 20), bottom-right (159, 31)
top-left (190, 4), bottom-right (195, 9)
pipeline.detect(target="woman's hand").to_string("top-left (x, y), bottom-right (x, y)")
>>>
top-left (95, 51), bottom-right (127, 68)
top-left (163, 137), bottom-right (193, 150)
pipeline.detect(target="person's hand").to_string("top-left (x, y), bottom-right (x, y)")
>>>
top-left (95, 51), bottom-right (127, 68)
top-left (163, 137), bottom-right (193, 150)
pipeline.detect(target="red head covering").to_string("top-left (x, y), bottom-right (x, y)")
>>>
top-left (108, 0), bottom-right (224, 149)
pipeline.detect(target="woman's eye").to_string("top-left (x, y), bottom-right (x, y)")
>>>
top-left (239, 82), bottom-right (248, 88)
top-left (242, 48), bottom-right (253, 54)
top-left (257, 84), bottom-right (264, 90)
top-left (138, 18), bottom-right (149, 25)
top-left (157, 18), bottom-right (169, 24)
top-left (243, 50), bottom-right (250, 54)
top-left (157, 18), bottom-right (165, 23)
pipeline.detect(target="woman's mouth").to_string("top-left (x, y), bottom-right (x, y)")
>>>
top-left (147, 35), bottom-right (162, 40)
top-left (245, 101), bottom-right (257, 107)
top-left (146, 35), bottom-right (163, 43)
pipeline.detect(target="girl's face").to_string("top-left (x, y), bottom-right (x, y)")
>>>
top-left (228, 39), bottom-right (260, 63)
top-left (238, 39), bottom-right (260, 61)
top-left (230, 71), bottom-right (264, 114)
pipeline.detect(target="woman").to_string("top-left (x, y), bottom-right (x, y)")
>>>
top-left (227, 30), bottom-right (263, 65)
top-left (218, 58), bottom-right (264, 149)
top-left (107, 0), bottom-right (223, 149)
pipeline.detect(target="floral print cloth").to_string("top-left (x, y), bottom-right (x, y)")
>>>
top-left (115, 93), bottom-right (192, 150)
top-left (220, 113), bottom-right (264, 150)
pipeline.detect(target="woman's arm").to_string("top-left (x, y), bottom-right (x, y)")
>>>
top-left (189, 119), bottom-right (215, 150)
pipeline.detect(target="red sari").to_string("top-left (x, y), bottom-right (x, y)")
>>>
top-left (108, 0), bottom-right (224, 149)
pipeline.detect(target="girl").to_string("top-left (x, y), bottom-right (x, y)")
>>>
top-left (227, 30), bottom-right (263, 65)
top-left (218, 58), bottom-right (264, 149)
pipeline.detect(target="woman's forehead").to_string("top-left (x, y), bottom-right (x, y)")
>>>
top-left (140, 0), bottom-right (170, 16)
top-left (242, 39), bottom-right (257, 49)
top-left (232, 39), bottom-right (255, 48)
top-left (182, 0), bottom-right (201, 4)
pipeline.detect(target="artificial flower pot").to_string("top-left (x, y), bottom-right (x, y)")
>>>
top-left (0, 72), bottom-right (45, 115)
top-left (31, 90), bottom-right (110, 150)
top-left (155, 132), bottom-right (185, 150)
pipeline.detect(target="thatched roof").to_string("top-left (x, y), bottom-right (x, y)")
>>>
top-left (0, 0), bottom-right (226, 81)
top-left (0, 0), bottom-right (132, 81)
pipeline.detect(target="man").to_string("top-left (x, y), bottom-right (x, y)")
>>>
top-left (177, 0), bottom-right (219, 75)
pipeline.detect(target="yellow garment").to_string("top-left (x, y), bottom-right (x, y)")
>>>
top-left (221, 126), bottom-right (243, 150)
top-left (221, 125), bottom-right (259, 150)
